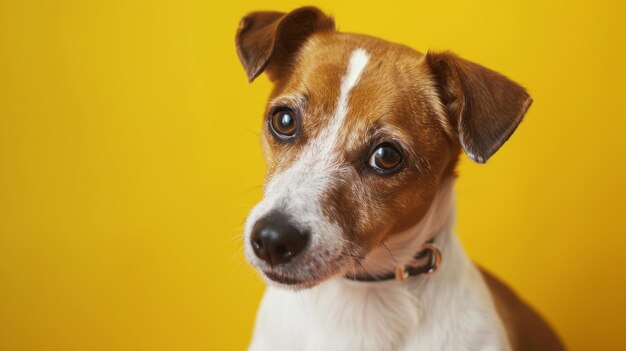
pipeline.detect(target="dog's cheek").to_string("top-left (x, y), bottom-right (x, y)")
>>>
top-left (347, 197), bottom-right (381, 252)
top-left (380, 171), bottom-right (443, 238)
top-left (317, 174), bottom-right (365, 250)
top-left (260, 137), bottom-right (277, 178)
top-left (359, 171), bottom-right (428, 242)
top-left (261, 139), bottom-right (305, 186)
top-left (324, 176), bottom-right (395, 255)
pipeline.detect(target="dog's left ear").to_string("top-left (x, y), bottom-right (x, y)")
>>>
top-left (425, 51), bottom-right (532, 163)
top-left (235, 7), bottom-right (335, 82)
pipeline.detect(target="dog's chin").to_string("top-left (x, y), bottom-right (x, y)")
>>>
top-left (260, 271), bottom-right (317, 290)
top-left (256, 256), bottom-right (352, 290)
top-left (257, 268), bottom-right (338, 290)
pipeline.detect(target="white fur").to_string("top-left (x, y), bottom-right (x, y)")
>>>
top-left (249, 181), bottom-right (511, 351)
top-left (333, 48), bottom-right (370, 128)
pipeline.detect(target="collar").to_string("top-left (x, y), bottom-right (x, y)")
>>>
top-left (343, 240), bottom-right (442, 283)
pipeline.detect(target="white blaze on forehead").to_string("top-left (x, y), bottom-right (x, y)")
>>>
top-left (332, 48), bottom-right (370, 129)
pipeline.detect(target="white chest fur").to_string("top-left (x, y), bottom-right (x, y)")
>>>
top-left (248, 229), bottom-right (511, 351)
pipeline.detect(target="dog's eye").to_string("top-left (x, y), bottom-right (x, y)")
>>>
top-left (369, 143), bottom-right (403, 173)
top-left (270, 108), bottom-right (298, 140)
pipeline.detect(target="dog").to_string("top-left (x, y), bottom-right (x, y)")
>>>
top-left (235, 7), bottom-right (564, 351)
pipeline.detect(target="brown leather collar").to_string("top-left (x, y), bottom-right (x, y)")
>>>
top-left (344, 240), bottom-right (442, 283)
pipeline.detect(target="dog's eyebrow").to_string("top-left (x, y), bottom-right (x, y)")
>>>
top-left (267, 93), bottom-right (308, 110)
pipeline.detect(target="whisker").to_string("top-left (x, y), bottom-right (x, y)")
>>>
top-left (381, 241), bottom-right (399, 265)
top-left (244, 127), bottom-right (260, 137)
top-left (243, 184), bottom-right (263, 194)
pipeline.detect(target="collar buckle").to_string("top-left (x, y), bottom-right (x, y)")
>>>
top-left (394, 243), bottom-right (442, 283)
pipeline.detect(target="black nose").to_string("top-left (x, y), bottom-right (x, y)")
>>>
top-left (251, 212), bottom-right (309, 266)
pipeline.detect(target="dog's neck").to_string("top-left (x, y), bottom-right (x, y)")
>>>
top-left (350, 177), bottom-right (457, 278)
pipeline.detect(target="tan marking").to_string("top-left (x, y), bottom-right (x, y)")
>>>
top-left (480, 267), bottom-right (566, 350)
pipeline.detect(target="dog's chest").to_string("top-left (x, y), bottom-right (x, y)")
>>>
top-left (249, 266), bottom-right (511, 351)
top-left (251, 281), bottom-right (420, 351)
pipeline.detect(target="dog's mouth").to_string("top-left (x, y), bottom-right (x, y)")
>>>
top-left (256, 251), bottom-right (358, 289)
top-left (263, 271), bottom-right (304, 285)
top-left (261, 268), bottom-right (338, 289)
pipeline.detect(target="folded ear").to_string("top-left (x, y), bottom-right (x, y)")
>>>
top-left (425, 51), bottom-right (532, 163)
top-left (235, 6), bottom-right (335, 82)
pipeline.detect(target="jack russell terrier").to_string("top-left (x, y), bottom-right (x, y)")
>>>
top-left (235, 7), bottom-right (564, 351)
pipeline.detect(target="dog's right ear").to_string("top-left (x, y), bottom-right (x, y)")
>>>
top-left (235, 7), bottom-right (335, 83)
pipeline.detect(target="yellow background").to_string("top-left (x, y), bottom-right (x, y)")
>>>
top-left (1, 0), bottom-right (625, 350)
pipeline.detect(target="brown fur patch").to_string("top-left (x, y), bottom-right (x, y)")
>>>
top-left (480, 267), bottom-right (566, 350)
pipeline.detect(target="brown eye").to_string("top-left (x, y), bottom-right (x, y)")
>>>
top-left (369, 143), bottom-right (403, 173)
top-left (270, 108), bottom-right (298, 139)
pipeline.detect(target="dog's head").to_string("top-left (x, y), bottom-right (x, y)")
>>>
top-left (236, 7), bottom-right (531, 289)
